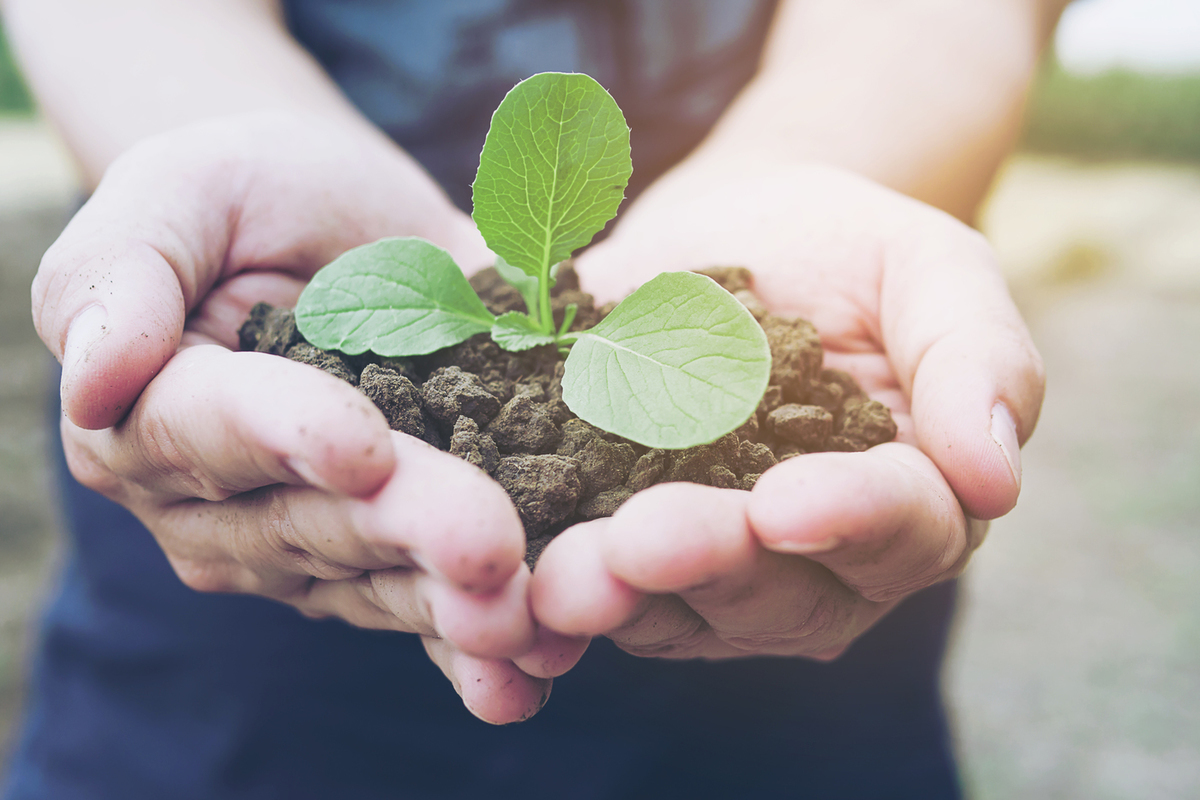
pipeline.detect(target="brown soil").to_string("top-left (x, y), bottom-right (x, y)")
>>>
top-left (239, 266), bottom-right (896, 565)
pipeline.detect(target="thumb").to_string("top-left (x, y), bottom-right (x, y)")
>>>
top-left (883, 224), bottom-right (1045, 520)
top-left (32, 142), bottom-right (236, 430)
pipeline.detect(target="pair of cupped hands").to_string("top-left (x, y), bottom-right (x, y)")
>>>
top-left (33, 113), bottom-right (1043, 724)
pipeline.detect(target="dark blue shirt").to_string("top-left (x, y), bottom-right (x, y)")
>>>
top-left (3, 3), bottom-right (961, 797)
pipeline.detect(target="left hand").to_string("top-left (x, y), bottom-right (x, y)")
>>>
top-left (530, 158), bottom-right (1043, 659)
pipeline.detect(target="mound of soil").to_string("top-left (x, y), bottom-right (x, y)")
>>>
top-left (239, 266), bottom-right (897, 565)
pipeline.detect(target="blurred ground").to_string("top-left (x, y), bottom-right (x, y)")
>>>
top-left (948, 156), bottom-right (1200, 799)
top-left (0, 117), bottom-right (75, 759)
top-left (1, 120), bottom-right (1198, 797)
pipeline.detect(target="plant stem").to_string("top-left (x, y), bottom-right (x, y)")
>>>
top-left (538, 262), bottom-right (554, 334)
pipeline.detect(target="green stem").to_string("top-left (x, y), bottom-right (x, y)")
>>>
top-left (538, 261), bottom-right (554, 334)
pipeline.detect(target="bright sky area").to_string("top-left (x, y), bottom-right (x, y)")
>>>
top-left (1057, 0), bottom-right (1200, 74)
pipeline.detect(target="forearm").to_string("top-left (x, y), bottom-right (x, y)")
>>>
top-left (699, 0), bottom-right (1071, 222)
top-left (1, 0), bottom-right (375, 186)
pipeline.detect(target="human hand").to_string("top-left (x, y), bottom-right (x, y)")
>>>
top-left (32, 112), bottom-right (585, 722)
top-left (531, 160), bottom-right (1043, 659)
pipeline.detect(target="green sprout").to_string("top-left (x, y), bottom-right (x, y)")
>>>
top-left (295, 72), bottom-right (769, 449)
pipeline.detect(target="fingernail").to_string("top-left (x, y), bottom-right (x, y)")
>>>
top-left (284, 457), bottom-right (338, 493)
top-left (990, 402), bottom-right (1021, 491)
top-left (766, 535), bottom-right (841, 555)
top-left (62, 304), bottom-right (109, 375)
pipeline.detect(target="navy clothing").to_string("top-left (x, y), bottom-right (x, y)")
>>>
top-left (284, 0), bottom-right (780, 209)
top-left (4, 2), bottom-right (963, 797)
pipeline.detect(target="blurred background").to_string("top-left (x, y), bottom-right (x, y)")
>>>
top-left (0, 0), bottom-right (1197, 796)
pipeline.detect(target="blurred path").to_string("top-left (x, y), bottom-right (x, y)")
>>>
top-left (0, 116), bottom-right (74, 757)
top-left (0, 117), bottom-right (77, 213)
top-left (950, 156), bottom-right (1200, 800)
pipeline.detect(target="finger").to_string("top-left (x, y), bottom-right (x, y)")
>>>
top-left (511, 626), bottom-right (591, 679)
top-left (148, 431), bottom-right (526, 598)
top-left (422, 637), bottom-right (553, 725)
top-left (31, 147), bottom-right (237, 430)
top-left (598, 484), bottom-right (883, 648)
top-left (882, 223), bottom-right (1044, 519)
top-left (533, 485), bottom-right (883, 658)
top-left (299, 566), bottom-right (536, 660)
top-left (530, 519), bottom-right (644, 636)
top-left (749, 445), bottom-right (970, 602)
top-left (74, 345), bottom-right (394, 503)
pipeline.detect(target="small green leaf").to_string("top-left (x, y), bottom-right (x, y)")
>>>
top-left (473, 73), bottom-right (632, 282)
top-left (296, 237), bottom-right (496, 357)
top-left (491, 312), bottom-right (556, 351)
top-left (494, 254), bottom-right (548, 317)
top-left (561, 272), bottom-right (770, 449)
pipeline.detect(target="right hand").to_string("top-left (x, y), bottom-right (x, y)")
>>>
top-left (32, 112), bottom-right (586, 724)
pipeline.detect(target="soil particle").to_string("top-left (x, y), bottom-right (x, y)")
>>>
top-left (761, 315), bottom-right (823, 402)
top-left (737, 440), bottom-right (778, 475)
top-left (494, 454), bottom-right (582, 536)
top-left (733, 289), bottom-right (768, 321)
top-left (359, 364), bottom-right (441, 448)
top-left (487, 392), bottom-right (562, 454)
top-left (577, 487), bottom-right (635, 520)
top-left (838, 398), bottom-right (899, 448)
top-left (286, 343), bottom-right (358, 385)
top-left (739, 473), bottom-right (762, 492)
top-left (421, 366), bottom-right (502, 429)
top-left (665, 434), bottom-right (740, 486)
top-left (768, 404), bottom-right (834, 450)
top-left (571, 437), bottom-right (638, 498)
top-left (240, 302), bottom-right (303, 355)
top-left (695, 266), bottom-right (754, 294)
top-left (557, 418), bottom-right (608, 457)
top-left (449, 416), bottom-right (500, 474)
top-left (708, 465), bottom-right (740, 490)
top-left (241, 267), bottom-right (897, 558)
top-left (627, 449), bottom-right (670, 492)
top-left (757, 385), bottom-right (785, 421)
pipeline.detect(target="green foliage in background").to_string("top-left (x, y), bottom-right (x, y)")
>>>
top-left (0, 19), bottom-right (33, 114)
top-left (1021, 56), bottom-right (1200, 162)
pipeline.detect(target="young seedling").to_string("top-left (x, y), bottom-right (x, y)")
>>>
top-left (296, 72), bottom-right (769, 449)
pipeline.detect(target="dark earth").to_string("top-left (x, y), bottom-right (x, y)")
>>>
top-left (239, 265), bottom-right (897, 565)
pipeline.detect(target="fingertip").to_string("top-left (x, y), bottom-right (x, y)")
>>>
top-left (58, 297), bottom-right (183, 430)
top-left (602, 483), bottom-right (754, 593)
top-left (913, 371), bottom-right (1024, 520)
top-left (530, 521), bottom-right (643, 636)
top-left (422, 567), bottom-right (536, 660)
top-left (457, 655), bottom-right (552, 725)
top-left (748, 452), bottom-right (885, 553)
top-left (388, 440), bottom-right (525, 592)
top-left (422, 639), bottom-right (552, 725)
top-left (512, 626), bottom-right (590, 679)
top-left (227, 352), bottom-right (397, 497)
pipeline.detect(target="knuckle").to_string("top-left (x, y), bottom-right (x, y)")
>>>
top-left (257, 492), bottom-right (359, 581)
top-left (170, 557), bottom-right (242, 594)
top-left (62, 436), bottom-right (125, 500)
top-left (132, 413), bottom-right (235, 501)
top-left (793, 592), bottom-right (854, 645)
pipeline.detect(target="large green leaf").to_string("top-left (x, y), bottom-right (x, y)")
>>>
top-left (295, 237), bottom-right (495, 357)
top-left (472, 72), bottom-right (632, 283)
top-left (561, 272), bottom-right (771, 449)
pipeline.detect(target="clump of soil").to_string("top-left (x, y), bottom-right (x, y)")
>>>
top-left (239, 266), bottom-right (897, 566)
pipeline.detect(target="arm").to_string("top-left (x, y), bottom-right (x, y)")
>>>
top-left (706, 0), bottom-right (1073, 222)
top-left (6, 0), bottom-right (573, 723)
top-left (535, 0), bottom-right (1060, 659)
top-left (3, 0), bottom-right (363, 184)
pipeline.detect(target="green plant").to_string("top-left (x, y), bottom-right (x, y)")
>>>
top-left (296, 72), bottom-right (769, 449)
